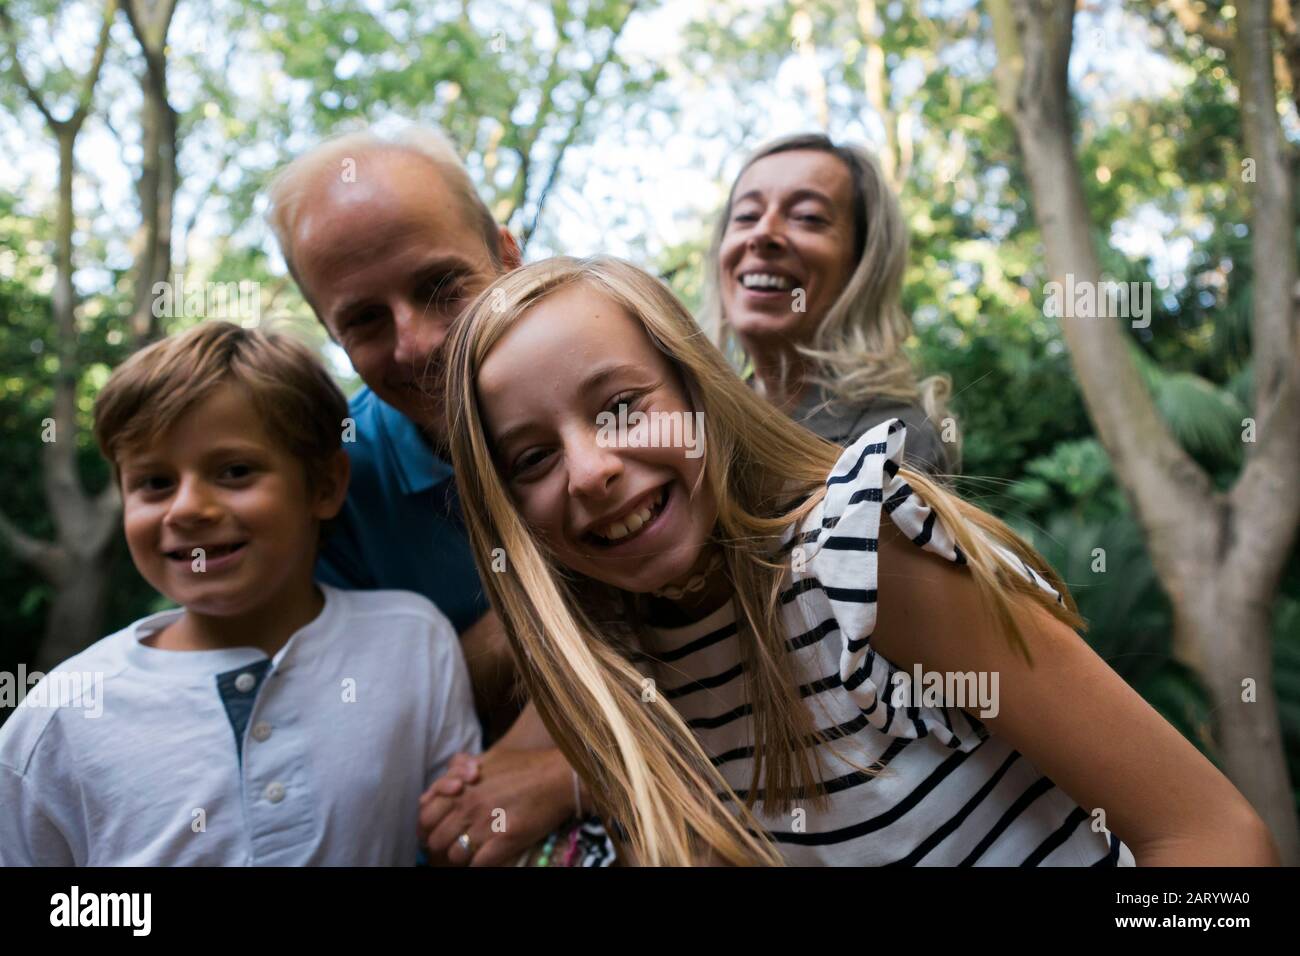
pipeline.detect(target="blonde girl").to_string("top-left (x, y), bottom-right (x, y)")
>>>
top-left (443, 255), bottom-right (1276, 867)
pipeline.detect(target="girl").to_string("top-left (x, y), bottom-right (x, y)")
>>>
top-left (702, 133), bottom-right (954, 472)
top-left (443, 255), bottom-right (1276, 867)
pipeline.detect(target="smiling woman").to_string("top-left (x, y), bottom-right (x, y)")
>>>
top-left (701, 133), bottom-right (956, 475)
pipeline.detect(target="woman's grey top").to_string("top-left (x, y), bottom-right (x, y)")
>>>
top-left (789, 383), bottom-right (954, 475)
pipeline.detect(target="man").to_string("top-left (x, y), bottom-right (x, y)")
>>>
top-left (267, 127), bottom-right (599, 866)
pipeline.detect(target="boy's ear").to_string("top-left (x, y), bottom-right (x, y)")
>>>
top-left (313, 449), bottom-right (351, 520)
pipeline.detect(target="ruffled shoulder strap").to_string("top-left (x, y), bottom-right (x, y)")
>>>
top-left (790, 418), bottom-right (1060, 747)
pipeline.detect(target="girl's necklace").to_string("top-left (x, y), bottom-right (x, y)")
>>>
top-left (651, 549), bottom-right (726, 600)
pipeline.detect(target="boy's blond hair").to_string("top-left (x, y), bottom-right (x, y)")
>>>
top-left (94, 321), bottom-right (349, 491)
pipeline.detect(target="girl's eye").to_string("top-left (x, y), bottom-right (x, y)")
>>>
top-left (606, 390), bottom-right (641, 415)
top-left (220, 463), bottom-right (254, 481)
top-left (510, 448), bottom-right (551, 478)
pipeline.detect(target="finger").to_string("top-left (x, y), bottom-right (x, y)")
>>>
top-left (442, 825), bottom-right (479, 867)
top-left (428, 813), bottom-right (473, 861)
top-left (469, 836), bottom-right (522, 868)
top-left (450, 753), bottom-right (482, 782)
top-left (419, 795), bottom-right (459, 842)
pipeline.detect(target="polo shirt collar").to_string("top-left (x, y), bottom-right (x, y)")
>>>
top-left (374, 392), bottom-right (454, 495)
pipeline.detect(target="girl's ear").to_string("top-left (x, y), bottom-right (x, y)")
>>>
top-left (312, 449), bottom-right (352, 520)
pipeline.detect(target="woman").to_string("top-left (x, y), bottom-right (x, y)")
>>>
top-left (442, 255), bottom-right (1276, 867)
top-left (702, 133), bottom-right (955, 473)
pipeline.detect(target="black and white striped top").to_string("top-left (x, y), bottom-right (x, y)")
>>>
top-left (639, 418), bottom-right (1134, 866)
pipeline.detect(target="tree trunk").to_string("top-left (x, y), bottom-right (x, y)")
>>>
top-left (989, 0), bottom-right (1300, 863)
top-left (0, 0), bottom-right (178, 669)
top-left (37, 552), bottom-right (114, 672)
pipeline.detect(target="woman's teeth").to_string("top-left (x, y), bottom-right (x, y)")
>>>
top-left (592, 487), bottom-right (667, 544)
top-left (741, 272), bottom-right (793, 290)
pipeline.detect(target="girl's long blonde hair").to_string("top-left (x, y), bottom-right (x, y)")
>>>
top-left (701, 133), bottom-right (957, 460)
top-left (445, 256), bottom-right (1080, 866)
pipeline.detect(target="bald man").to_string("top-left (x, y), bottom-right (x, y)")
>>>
top-left (267, 127), bottom-right (610, 867)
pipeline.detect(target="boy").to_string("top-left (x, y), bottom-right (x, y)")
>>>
top-left (0, 321), bottom-right (480, 865)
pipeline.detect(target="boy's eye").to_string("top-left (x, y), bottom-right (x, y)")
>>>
top-left (132, 475), bottom-right (173, 493)
top-left (219, 463), bottom-right (255, 481)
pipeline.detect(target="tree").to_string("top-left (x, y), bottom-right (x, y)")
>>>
top-left (989, 0), bottom-right (1300, 862)
top-left (0, 0), bottom-right (124, 671)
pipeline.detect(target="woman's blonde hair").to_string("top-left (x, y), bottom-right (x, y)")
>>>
top-left (701, 133), bottom-right (956, 457)
top-left (446, 256), bottom-right (1079, 866)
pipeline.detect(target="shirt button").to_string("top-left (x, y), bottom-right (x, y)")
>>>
top-left (251, 722), bottom-right (272, 742)
top-left (265, 782), bottom-right (286, 803)
top-left (234, 672), bottom-right (257, 693)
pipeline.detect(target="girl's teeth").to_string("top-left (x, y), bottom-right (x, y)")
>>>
top-left (596, 490), bottom-right (664, 542)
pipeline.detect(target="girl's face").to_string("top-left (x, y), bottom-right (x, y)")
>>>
top-left (476, 284), bottom-right (719, 593)
top-left (718, 149), bottom-right (858, 343)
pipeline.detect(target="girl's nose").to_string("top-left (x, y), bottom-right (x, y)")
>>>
top-left (566, 433), bottom-right (624, 500)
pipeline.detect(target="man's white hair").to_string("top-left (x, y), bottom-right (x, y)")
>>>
top-left (266, 124), bottom-right (502, 303)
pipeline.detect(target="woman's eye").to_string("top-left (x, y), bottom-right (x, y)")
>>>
top-left (344, 308), bottom-right (383, 335)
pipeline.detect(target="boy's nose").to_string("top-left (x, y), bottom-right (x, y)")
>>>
top-left (165, 476), bottom-right (222, 526)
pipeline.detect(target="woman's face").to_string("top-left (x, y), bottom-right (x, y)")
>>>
top-left (718, 149), bottom-right (858, 345)
top-left (476, 283), bottom-right (719, 593)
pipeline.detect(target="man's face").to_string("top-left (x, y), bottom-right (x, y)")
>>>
top-left (291, 150), bottom-right (508, 442)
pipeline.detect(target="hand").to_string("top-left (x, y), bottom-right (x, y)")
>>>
top-left (419, 747), bottom-right (575, 867)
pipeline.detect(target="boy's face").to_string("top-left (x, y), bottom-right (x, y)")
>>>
top-left (116, 383), bottom-right (348, 618)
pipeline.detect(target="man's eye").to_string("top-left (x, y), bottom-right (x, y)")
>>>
top-left (731, 212), bottom-right (759, 223)
top-left (420, 277), bottom-right (463, 307)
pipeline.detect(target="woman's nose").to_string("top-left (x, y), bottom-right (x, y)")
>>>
top-left (747, 208), bottom-right (786, 252)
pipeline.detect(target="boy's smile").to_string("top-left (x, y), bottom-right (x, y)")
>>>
top-left (117, 383), bottom-right (346, 631)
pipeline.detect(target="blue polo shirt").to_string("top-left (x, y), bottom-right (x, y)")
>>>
top-left (316, 387), bottom-right (489, 635)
